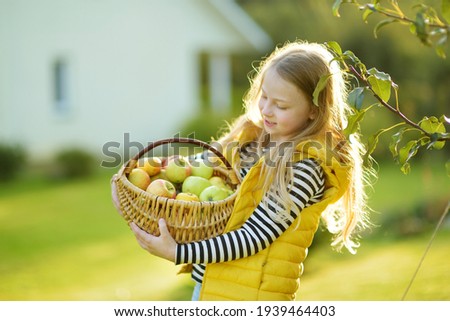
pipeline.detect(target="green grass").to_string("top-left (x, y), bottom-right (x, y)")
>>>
top-left (300, 230), bottom-right (450, 300)
top-left (0, 160), bottom-right (448, 301)
top-left (0, 169), bottom-right (193, 300)
top-left (368, 156), bottom-right (449, 217)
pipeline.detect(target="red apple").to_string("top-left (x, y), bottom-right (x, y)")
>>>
top-left (146, 179), bottom-right (177, 198)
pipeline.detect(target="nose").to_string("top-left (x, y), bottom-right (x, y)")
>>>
top-left (259, 99), bottom-right (273, 116)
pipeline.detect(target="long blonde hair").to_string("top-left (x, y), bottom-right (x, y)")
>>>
top-left (217, 40), bottom-right (373, 253)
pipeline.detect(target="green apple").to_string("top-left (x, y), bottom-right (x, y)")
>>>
top-left (190, 158), bottom-right (214, 179)
top-left (209, 176), bottom-right (227, 189)
top-left (128, 168), bottom-right (151, 191)
top-left (182, 176), bottom-right (212, 197)
top-left (165, 156), bottom-right (192, 184)
top-left (151, 168), bottom-right (168, 181)
top-left (175, 192), bottom-right (200, 202)
top-left (199, 185), bottom-right (229, 202)
top-left (146, 179), bottom-right (177, 198)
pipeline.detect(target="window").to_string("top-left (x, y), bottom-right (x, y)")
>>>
top-left (53, 58), bottom-right (71, 115)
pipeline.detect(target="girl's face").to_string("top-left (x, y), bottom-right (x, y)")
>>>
top-left (258, 67), bottom-right (316, 143)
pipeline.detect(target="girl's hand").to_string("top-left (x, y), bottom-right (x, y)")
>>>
top-left (129, 219), bottom-right (176, 263)
top-left (110, 174), bottom-right (123, 217)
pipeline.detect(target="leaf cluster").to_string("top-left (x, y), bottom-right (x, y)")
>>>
top-left (321, 41), bottom-right (449, 174)
top-left (326, 1), bottom-right (450, 175)
top-left (333, 0), bottom-right (450, 58)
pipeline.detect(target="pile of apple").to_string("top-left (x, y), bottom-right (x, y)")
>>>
top-left (127, 155), bottom-right (234, 202)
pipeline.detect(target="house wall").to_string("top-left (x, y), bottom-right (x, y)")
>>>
top-left (0, 0), bottom-right (264, 162)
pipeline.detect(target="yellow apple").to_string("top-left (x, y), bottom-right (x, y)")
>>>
top-left (128, 168), bottom-right (151, 191)
top-left (209, 176), bottom-right (233, 193)
top-left (146, 179), bottom-right (177, 198)
top-left (175, 192), bottom-right (200, 202)
top-left (138, 156), bottom-right (162, 176)
top-left (209, 176), bottom-right (227, 189)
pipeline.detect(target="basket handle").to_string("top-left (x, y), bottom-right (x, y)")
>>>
top-left (121, 137), bottom-right (233, 175)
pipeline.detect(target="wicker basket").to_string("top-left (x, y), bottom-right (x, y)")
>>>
top-left (113, 137), bottom-right (240, 243)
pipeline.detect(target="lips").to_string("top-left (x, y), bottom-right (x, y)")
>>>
top-left (264, 119), bottom-right (276, 127)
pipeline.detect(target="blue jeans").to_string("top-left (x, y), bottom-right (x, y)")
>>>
top-left (191, 282), bottom-right (202, 301)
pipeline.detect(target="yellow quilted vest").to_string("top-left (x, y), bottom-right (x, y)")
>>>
top-left (199, 135), bottom-right (350, 301)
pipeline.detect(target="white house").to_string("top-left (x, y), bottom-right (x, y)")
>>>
top-left (0, 0), bottom-right (271, 163)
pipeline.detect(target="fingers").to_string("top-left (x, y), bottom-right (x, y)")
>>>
top-left (130, 220), bottom-right (168, 240)
top-left (130, 222), bottom-right (150, 240)
top-left (111, 176), bottom-right (123, 216)
top-left (110, 174), bottom-right (118, 184)
top-left (157, 219), bottom-right (171, 238)
top-left (129, 220), bottom-right (176, 262)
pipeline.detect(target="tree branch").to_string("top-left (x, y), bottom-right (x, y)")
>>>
top-left (348, 65), bottom-right (449, 141)
top-left (364, 4), bottom-right (449, 30)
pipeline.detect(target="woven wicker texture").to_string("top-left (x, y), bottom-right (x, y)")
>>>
top-left (113, 137), bottom-right (240, 243)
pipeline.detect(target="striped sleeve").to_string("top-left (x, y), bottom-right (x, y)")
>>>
top-left (175, 158), bottom-right (325, 265)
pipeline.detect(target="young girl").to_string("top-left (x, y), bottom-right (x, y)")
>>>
top-left (112, 40), bottom-right (373, 301)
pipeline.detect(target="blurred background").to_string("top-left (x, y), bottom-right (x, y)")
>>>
top-left (0, 0), bottom-right (449, 300)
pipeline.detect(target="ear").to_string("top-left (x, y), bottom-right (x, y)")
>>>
top-left (309, 105), bottom-right (319, 120)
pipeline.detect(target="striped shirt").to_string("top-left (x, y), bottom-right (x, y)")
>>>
top-left (176, 148), bottom-right (325, 284)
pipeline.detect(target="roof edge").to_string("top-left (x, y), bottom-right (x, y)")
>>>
top-left (207, 0), bottom-right (273, 52)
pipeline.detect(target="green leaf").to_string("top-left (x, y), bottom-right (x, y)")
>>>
top-left (419, 116), bottom-right (447, 149)
top-left (367, 67), bottom-right (392, 81)
top-left (373, 18), bottom-right (397, 38)
top-left (344, 109), bottom-right (367, 137)
top-left (398, 140), bottom-right (421, 174)
top-left (326, 41), bottom-right (343, 56)
top-left (332, 0), bottom-right (343, 17)
top-left (312, 74), bottom-right (332, 107)
top-left (419, 116), bottom-right (444, 133)
top-left (401, 162), bottom-right (411, 175)
top-left (441, 114), bottom-right (450, 125)
top-left (332, 0), bottom-right (359, 17)
top-left (364, 125), bottom-right (393, 165)
top-left (367, 68), bottom-right (392, 102)
top-left (364, 131), bottom-right (380, 166)
top-left (435, 42), bottom-right (447, 59)
top-left (442, 0), bottom-right (450, 23)
top-left (343, 50), bottom-right (361, 65)
top-left (414, 12), bottom-right (430, 45)
top-left (347, 87), bottom-right (365, 110)
top-left (427, 133), bottom-right (447, 150)
top-left (409, 22), bottom-right (417, 36)
top-left (367, 77), bottom-right (391, 102)
top-left (389, 127), bottom-right (407, 159)
top-left (362, 7), bottom-right (374, 22)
